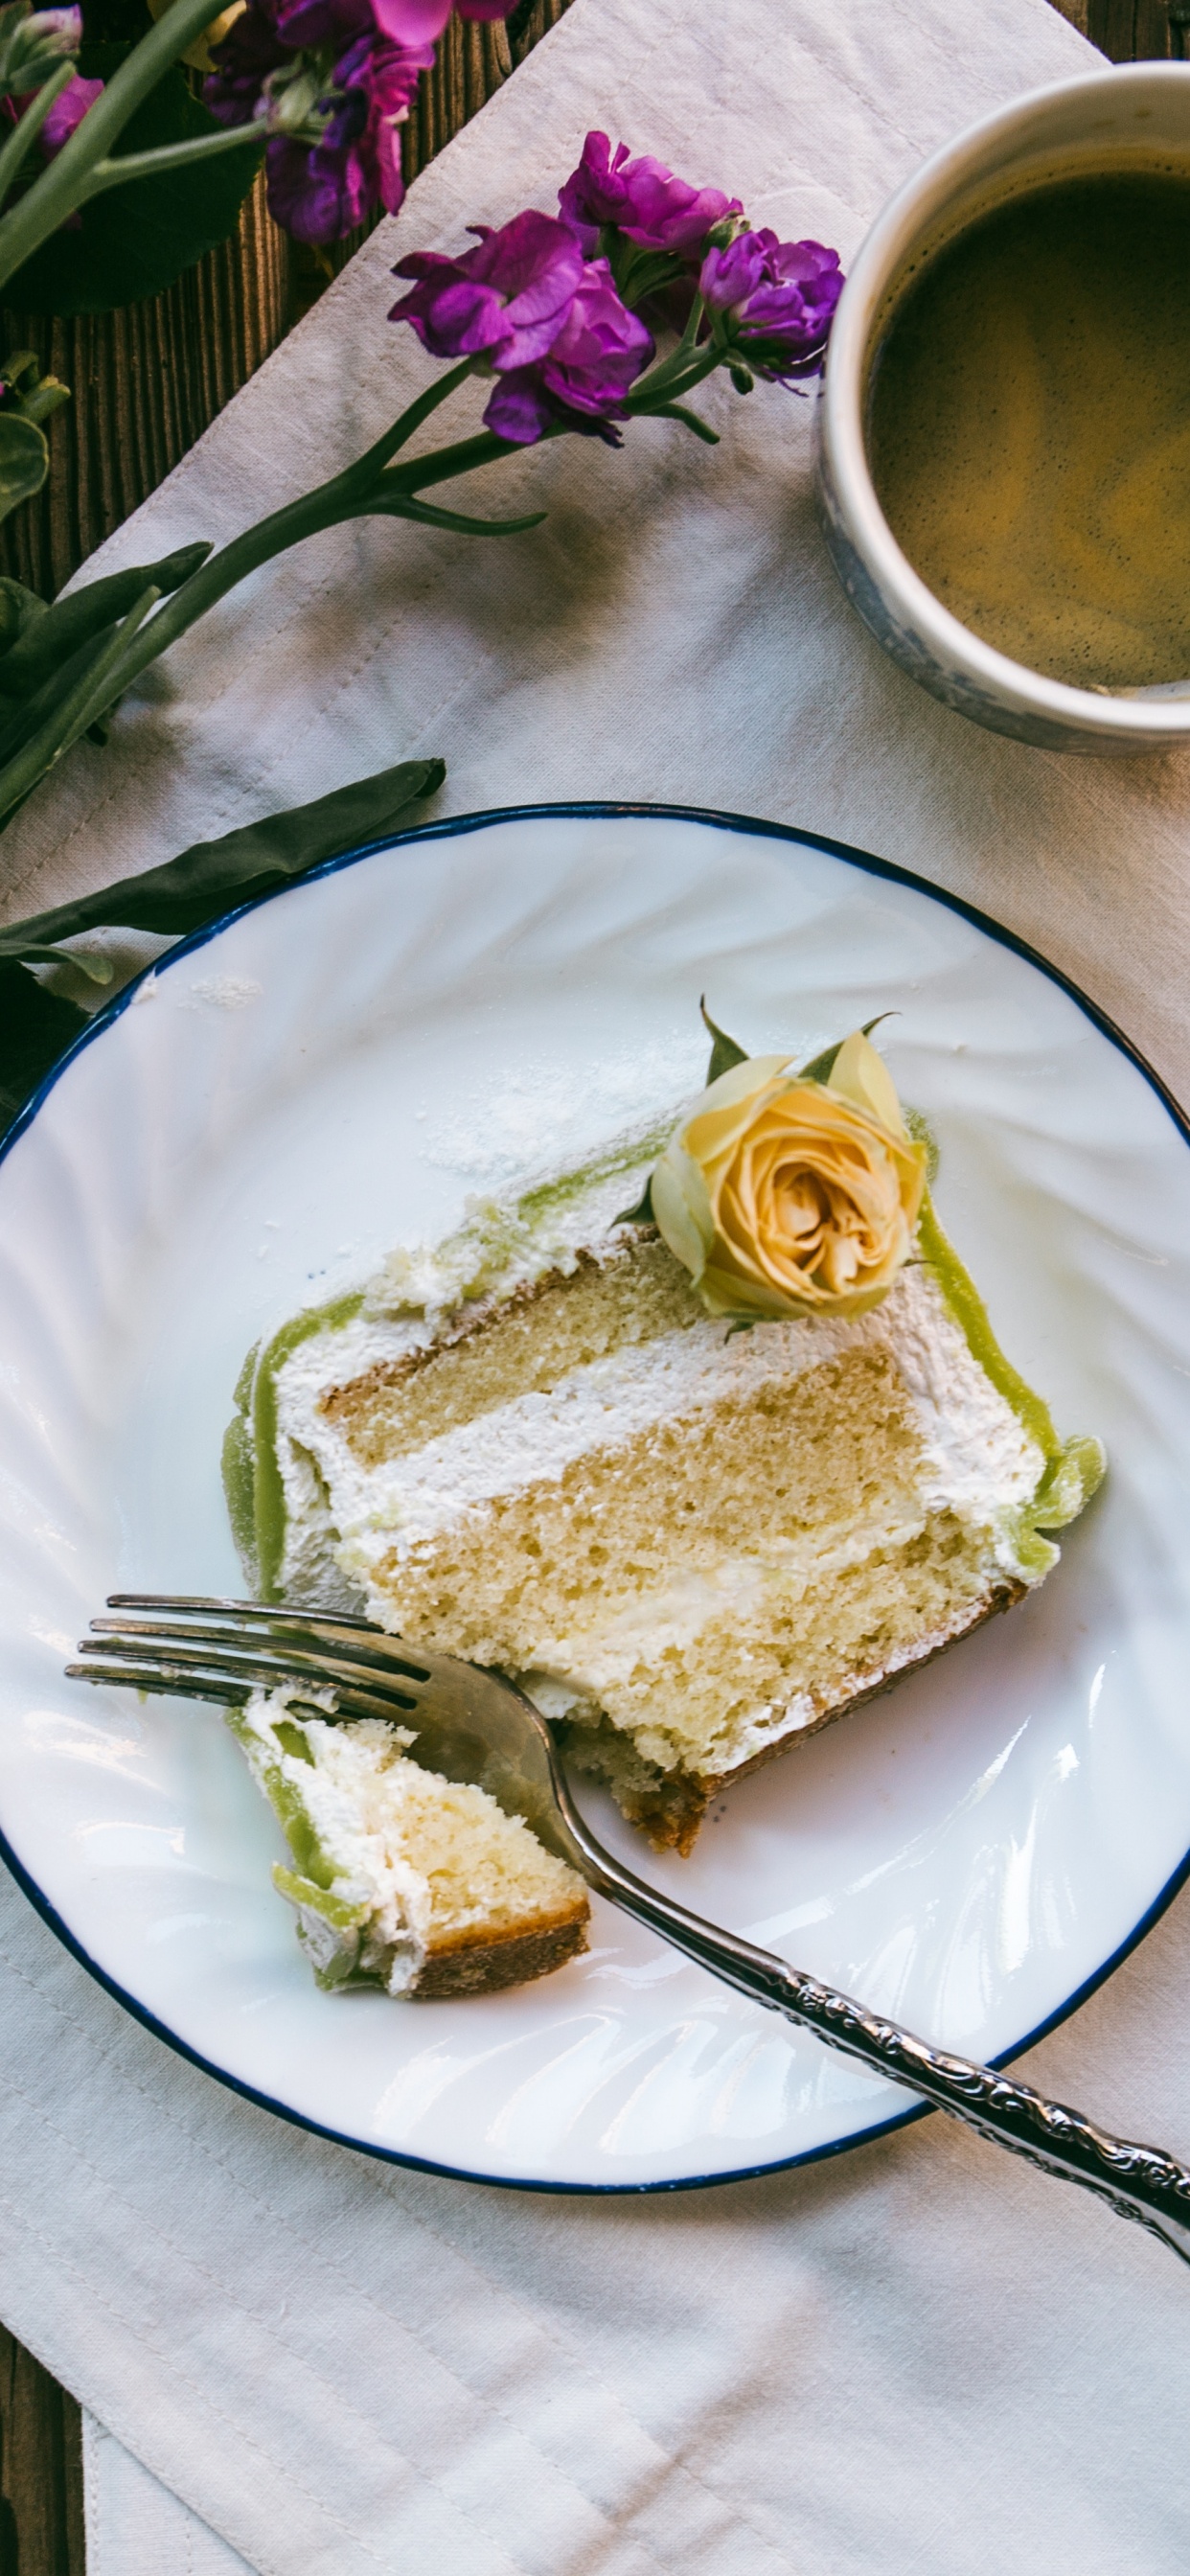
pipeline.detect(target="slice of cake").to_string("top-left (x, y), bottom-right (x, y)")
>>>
top-left (224, 1018), bottom-right (1104, 1852)
top-left (229, 1691), bottom-right (589, 1997)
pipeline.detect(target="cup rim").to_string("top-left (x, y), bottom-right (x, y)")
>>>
top-left (821, 59), bottom-right (1190, 744)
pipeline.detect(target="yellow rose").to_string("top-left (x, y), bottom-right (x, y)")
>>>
top-left (651, 1028), bottom-right (927, 1322)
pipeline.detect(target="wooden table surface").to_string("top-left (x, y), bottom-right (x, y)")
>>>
top-left (0, 0), bottom-right (1174, 2560)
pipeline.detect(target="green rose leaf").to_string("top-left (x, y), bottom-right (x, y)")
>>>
top-left (613, 1173), bottom-right (654, 1227)
top-left (699, 995), bottom-right (747, 1084)
top-left (798, 1014), bottom-right (892, 1088)
top-left (4, 44), bottom-right (264, 315)
top-left (0, 411), bottom-right (48, 524)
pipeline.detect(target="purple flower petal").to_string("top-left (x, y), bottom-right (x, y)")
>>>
top-left (482, 366), bottom-right (555, 443)
top-left (698, 232), bottom-right (767, 312)
top-left (369, 0), bottom-right (451, 38)
top-left (274, 0), bottom-right (372, 48)
top-left (390, 210), bottom-right (584, 368)
top-left (40, 70), bottom-right (103, 154)
top-left (559, 128), bottom-right (741, 260)
top-left (539, 254), bottom-right (653, 414)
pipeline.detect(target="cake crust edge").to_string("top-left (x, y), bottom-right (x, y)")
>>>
top-left (411, 1908), bottom-right (589, 1998)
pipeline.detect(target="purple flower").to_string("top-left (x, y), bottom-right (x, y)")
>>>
top-left (207, 0), bottom-right (431, 241)
top-left (204, 0), bottom-right (515, 242)
top-left (390, 211), bottom-right (584, 367)
top-left (205, 0), bottom-right (291, 126)
top-left (699, 228), bottom-right (843, 380)
top-left (389, 211), bottom-right (653, 445)
top-left (485, 257), bottom-right (654, 443)
top-left (265, 30), bottom-right (423, 240)
top-left (40, 67), bottom-right (102, 152)
top-left (559, 130), bottom-right (742, 261)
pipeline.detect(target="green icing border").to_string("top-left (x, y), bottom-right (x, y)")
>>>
top-left (916, 1190), bottom-right (1061, 1462)
top-left (225, 1290), bottom-right (364, 1602)
top-left (917, 1188), bottom-right (1105, 1552)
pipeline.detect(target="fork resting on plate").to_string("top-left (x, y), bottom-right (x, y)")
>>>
top-left (69, 1594), bottom-right (1190, 2269)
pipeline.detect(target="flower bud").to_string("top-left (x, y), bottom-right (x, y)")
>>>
top-left (0, 3), bottom-right (81, 96)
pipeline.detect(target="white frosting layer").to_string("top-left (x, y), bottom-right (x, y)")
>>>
top-left (275, 1261), bottom-right (1044, 1597)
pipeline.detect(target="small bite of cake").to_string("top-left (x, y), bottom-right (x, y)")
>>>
top-left (229, 1692), bottom-right (589, 1998)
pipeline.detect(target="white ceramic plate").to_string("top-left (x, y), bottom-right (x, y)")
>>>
top-left (2, 803), bottom-right (1188, 2193)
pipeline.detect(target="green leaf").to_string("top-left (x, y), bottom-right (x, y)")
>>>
top-left (647, 402), bottom-right (719, 443)
top-left (700, 996), bottom-right (748, 1084)
top-left (0, 580), bottom-right (160, 814)
top-left (0, 957), bottom-right (85, 1130)
top-left (0, 410), bottom-right (47, 523)
top-left (797, 1014), bottom-right (892, 1087)
top-left (0, 573), bottom-right (47, 656)
top-left (11, 941), bottom-right (113, 978)
top-left (3, 44), bottom-right (263, 314)
top-left (382, 495), bottom-right (548, 539)
top-left (797, 1039), bottom-right (843, 1085)
top-left (613, 1174), bottom-right (655, 1227)
top-left (0, 755), bottom-right (446, 966)
top-left (0, 542), bottom-right (209, 704)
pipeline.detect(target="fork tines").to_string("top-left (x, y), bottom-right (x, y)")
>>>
top-left (65, 1593), bottom-right (432, 1724)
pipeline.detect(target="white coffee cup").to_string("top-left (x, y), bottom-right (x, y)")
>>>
top-left (817, 62), bottom-right (1190, 756)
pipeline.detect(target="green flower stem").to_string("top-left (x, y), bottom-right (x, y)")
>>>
top-left (0, 342), bottom-right (730, 828)
top-left (89, 428), bottom-right (543, 685)
top-left (381, 425), bottom-right (555, 493)
top-left (349, 356), bottom-right (476, 479)
top-left (0, 0), bottom-right (220, 291)
top-left (642, 402), bottom-right (718, 443)
top-left (77, 118), bottom-right (266, 204)
top-left (0, 60), bottom-right (75, 216)
top-left (628, 295), bottom-right (709, 401)
top-left (626, 345), bottom-right (722, 416)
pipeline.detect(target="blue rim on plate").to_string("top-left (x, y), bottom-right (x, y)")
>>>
top-left (2, 797), bottom-right (1187, 2196)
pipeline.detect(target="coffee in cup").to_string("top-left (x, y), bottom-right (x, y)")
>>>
top-left (867, 168), bottom-right (1190, 695)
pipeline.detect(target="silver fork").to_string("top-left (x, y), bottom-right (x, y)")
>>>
top-left (69, 1593), bottom-right (1190, 2267)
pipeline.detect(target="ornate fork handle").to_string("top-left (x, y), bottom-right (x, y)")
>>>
top-left (551, 1769), bottom-right (1190, 2266)
top-left (69, 1598), bottom-right (1190, 2266)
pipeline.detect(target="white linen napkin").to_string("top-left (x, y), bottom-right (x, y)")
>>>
top-left (7, 0), bottom-right (1190, 2569)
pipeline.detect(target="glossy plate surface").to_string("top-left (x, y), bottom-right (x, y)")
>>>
top-left (1, 804), bottom-right (1187, 2192)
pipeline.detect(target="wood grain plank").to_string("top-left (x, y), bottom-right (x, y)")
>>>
top-left (0, 166), bottom-right (291, 598)
top-left (0, 2325), bottom-right (85, 2576)
top-left (1087, 0), bottom-right (1179, 55)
